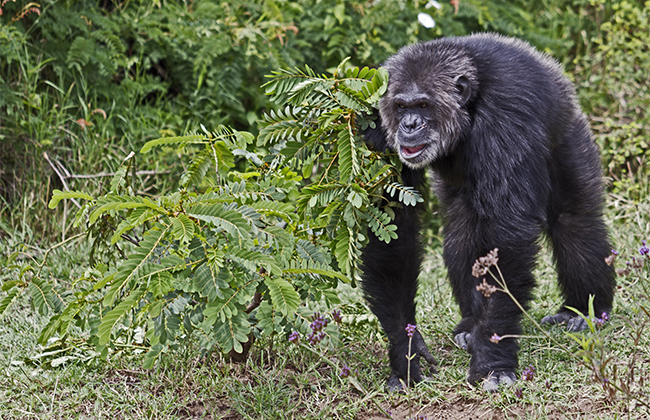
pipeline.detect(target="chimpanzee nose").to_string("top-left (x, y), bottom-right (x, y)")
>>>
top-left (401, 114), bottom-right (422, 133)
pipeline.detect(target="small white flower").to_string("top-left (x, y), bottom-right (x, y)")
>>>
top-left (417, 12), bottom-right (436, 28)
top-left (426, 0), bottom-right (442, 9)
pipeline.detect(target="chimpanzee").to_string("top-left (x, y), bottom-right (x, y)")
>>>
top-left (361, 33), bottom-right (615, 391)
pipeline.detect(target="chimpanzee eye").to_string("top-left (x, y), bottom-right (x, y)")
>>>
top-left (420, 103), bottom-right (428, 108)
top-left (397, 103), bottom-right (405, 110)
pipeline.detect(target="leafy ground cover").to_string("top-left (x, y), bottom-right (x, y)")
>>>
top-left (1, 224), bottom-right (649, 419)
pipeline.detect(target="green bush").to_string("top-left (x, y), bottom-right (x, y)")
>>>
top-left (0, 61), bottom-right (426, 366)
top-left (574, 0), bottom-right (650, 199)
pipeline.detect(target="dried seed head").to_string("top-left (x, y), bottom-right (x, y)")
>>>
top-left (472, 248), bottom-right (499, 278)
top-left (476, 278), bottom-right (497, 297)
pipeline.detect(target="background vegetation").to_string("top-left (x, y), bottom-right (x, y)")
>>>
top-left (1, 0), bottom-right (649, 418)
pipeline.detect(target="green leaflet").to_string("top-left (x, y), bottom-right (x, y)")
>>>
top-left (264, 276), bottom-right (300, 316)
top-left (102, 226), bottom-right (169, 306)
top-left (98, 290), bottom-right (144, 346)
top-left (48, 189), bottom-right (94, 209)
top-left (171, 214), bottom-right (195, 243)
top-left (188, 203), bottom-right (250, 241)
top-left (367, 206), bottom-right (398, 244)
top-left (140, 135), bottom-right (206, 154)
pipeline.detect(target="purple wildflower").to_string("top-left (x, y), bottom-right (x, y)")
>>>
top-left (545, 379), bottom-right (552, 389)
top-left (309, 312), bottom-right (329, 336)
top-left (307, 331), bottom-right (326, 345)
top-left (490, 333), bottom-right (502, 343)
top-left (332, 309), bottom-right (343, 324)
top-left (405, 324), bottom-right (416, 338)
top-left (521, 365), bottom-right (535, 381)
top-left (640, 240), bottom-right (649, 256)
top-left (593, 312), bottom-right (610, 328)
top-left (339, 365), bottom-right (351, 378)
top-left (514, 387), bottom-right (523, 398)
top-left (288, 331), bottom-right (300, 344)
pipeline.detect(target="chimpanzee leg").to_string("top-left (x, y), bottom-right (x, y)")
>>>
top-left (543, 121), bottom-right (616, 330)
top-left (466, 237), bottom-right (539, 390)
top-left (444, 207), bottom-right (540, 390)
top-left (361, 199), bottom-right (436, 390)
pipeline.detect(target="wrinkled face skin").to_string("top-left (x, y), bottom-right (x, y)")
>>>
top-left (378, 45), bottom-right (477, 169)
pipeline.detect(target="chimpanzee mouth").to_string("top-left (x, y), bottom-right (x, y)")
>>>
top-left (400, 144), bottom-right (427, 159)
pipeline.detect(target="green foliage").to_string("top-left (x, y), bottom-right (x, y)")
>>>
top-left (0, 61), bottom-right (425, 366)
top-left (3, 0), bottom-right (626, 243)
top-left (573, 1), bottom-right (650, 200)
top-left (259, 61), bottom-right (424, 278)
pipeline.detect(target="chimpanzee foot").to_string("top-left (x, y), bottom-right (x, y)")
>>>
top-left (454, 331), bottom-right (471, 351)
top-left (541, 311), bottom-right (588, 332)
top-left (567, 316), bottom-right (589, 332)
top-left (386, 373), bottom-right (406, 392)
top-left (479, 371), bottom-right (517, 392)
top-left (385, 330), bottom-right (438, 392)
top-left (412, 329), bottom-right (438, 371)
top-left (386, 371), bottom-right (435, 393)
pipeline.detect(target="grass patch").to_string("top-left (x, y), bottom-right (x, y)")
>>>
top-left (2, 209), bottom-right (649, 419)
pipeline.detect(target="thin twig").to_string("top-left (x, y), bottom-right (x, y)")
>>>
top-left (65, 170), bottom-right (171, 179)
top-left (44, 152), bottom-right (81, 209)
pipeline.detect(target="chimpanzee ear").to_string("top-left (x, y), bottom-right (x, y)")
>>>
top-left (454, 75), bottom-right (472, 107)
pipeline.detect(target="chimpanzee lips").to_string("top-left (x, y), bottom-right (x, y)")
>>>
top-left (400, 144), bottom-right (427, 158)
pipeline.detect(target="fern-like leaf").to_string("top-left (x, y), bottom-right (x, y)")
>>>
top-left (250, 201), bottom-right (296, 223)
top-left (337, 125), bottom-right (359, 183)
top-left (298, 183), bottom-right (347, 210)
top-left (143, 344), bottom-right (164, 369)
top-left (213, 312), bottom-right (250, 354)
top-left (98, 290), bottom-right (143, 346)
top-left (28, 277), bottom-right (64, 315)
top-left (367, 206), bottom-right (398, 243)
top-left (140, 135), bottom-right (206, 154)
top-left (102, 226), bottom-right (169, 306)
top-left (48, 190), bottom-right (94, 209)
top-left (180, 147), bottom-right (212, 188)
top-left (264, 277), bottom-right (300, 316)
top-left (193, 263), bottom-right (227, 302)
top-left (171, 214), bottom-right (195, 243)
top-left (0, 287), bottom-right (21, 318)
top-left (188, 203), bottom-right (250, 241)
top-left (283, 265), bottom-right (349, 283)
top-left (258, 106), bottom-right (307, 145)
top-left (385, 182), bottom-right (424, 206)
top-left (89, 194), bottom-right (164, 224)
top-left (229, 249), bottom-right (282, 276)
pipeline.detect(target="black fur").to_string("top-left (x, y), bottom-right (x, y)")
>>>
top-left (361, 33), bottom-right (615, 391)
